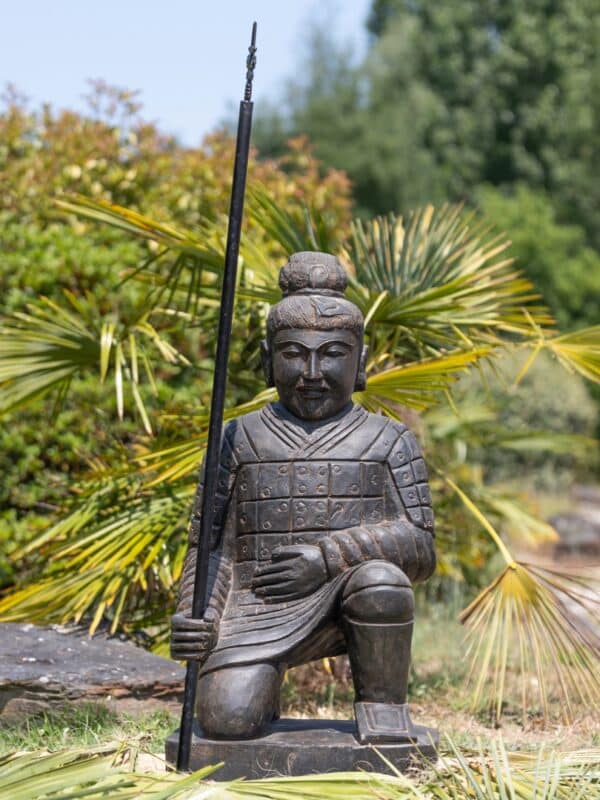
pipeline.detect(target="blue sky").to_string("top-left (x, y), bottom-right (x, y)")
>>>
top-left (1, 0), bottom-right (371, 144)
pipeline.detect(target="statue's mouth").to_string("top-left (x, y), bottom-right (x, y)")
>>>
top-left (297, 385), bottom-right (327, 399)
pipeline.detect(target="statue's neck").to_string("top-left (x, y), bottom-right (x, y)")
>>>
top-left (272, 400), bottom-right (355, 432)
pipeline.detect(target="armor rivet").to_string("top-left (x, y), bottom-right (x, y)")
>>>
top-left (299, 484), bottom-right (307, 493)
top-left (333, 465), bottom-right (341, 472)
top-left (263, 521), bottom-right (272, 529)
top-left (299, 466), bottom-right (307, 474)
top-left (279, 465), bottom-right (288, 474)
top-left (296, 518), bottom-right (305, 526)
top-left (351, 484), bottom-right (359, 492)
top-left (279, 502), bottom-right (288, 511)
top-left (241, 483), bottom-right (247, 490)
top-left (317, 484), bottom-right (326, 492)
top-left (262, 488), bottom-right (271, 497)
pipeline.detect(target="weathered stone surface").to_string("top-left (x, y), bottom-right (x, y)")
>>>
top-left (551, 509), bottom-right (600, 558)
top-left (0, 623), bottom-right (184, 720)
top-left (165, 718), bottom-right (438, 779)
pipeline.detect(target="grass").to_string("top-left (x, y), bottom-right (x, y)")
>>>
top-left (0, 705), bottom-right (176, 756)
top-left (1, 605), bottom-right (597, 761)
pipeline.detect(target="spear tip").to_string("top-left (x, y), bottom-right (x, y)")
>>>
top-left (245, 22), bottom-right (258, 102)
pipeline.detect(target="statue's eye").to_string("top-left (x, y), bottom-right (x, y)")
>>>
top-left (322, 346), bottom-right (348, 357)
top-left (280, 347), bottom-right (303, 359)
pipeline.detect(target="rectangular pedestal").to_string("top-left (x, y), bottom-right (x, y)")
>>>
top-left (166, 718), bottom-right (438, 780)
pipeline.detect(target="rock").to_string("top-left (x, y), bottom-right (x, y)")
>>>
top-left (571, 484), bottom-right (600, 507)
top-left (0, 623), bottom-right (184, 721)
top-left (550, 510), bottom-right (600, 558)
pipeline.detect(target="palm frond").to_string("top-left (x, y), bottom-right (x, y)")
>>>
top-left (3, 739), bottom-right (598, 798)
top-left (459, 557), bottom-right (599, 722)
top-left (0, 293), bottom-right (189, 431)
top-left (56, 196), bottom-right (218, 261)
top-left (436, 737), bottom-right (600, 799)
top-left (0, 744), bottom-right (220, 799)
top-left (0, 478), bottom-right (192, 633)
top-left (0, 296), bottom-right (98, 414)
top-left (441, 477), bottom-right (600, 720)
top-left (344, 206), bottom-right (554, 362)
top-left (540, 325), bottom-right (600, 384)
top-left (357, 349), bottom-right (489, 412)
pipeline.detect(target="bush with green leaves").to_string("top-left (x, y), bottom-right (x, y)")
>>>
top-left (0, 171), bottom-right (598, 724)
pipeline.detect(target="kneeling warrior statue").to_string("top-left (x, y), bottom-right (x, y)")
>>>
top-left (171, 251), bottom-right (436, 744)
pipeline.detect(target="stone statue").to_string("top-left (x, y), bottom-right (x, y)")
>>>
top-left (170, 251), bottom-right (436, 746)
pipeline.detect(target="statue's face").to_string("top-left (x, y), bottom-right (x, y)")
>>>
top-left (271, 328), bottom-right (360, 421)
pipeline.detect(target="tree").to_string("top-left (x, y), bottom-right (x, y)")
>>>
top-left (255, 1), bottom-right (600, 251)
top-left (476, 184), bottom-right (600, 332)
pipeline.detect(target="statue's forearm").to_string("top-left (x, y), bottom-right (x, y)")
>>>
top-left (319, 522), bottom-right (436, 584)
top-left (175, 547), bottom-right (232, 618)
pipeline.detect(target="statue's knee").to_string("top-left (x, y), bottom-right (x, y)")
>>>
top-left (342, 561), bottom-right (414, 624)
top-left (196, 664), bottom-right (280, 739)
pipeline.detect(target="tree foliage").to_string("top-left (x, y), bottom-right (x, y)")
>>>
top-left (0, 85), bottom-right (598, 721)
top-left (253, 1), bottom-right (600, 332)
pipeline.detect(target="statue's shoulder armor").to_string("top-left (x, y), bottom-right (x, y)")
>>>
top-left (223, 408), bottom-right (291, 464)
top-left (377, 417), bottom-right (434, 534)
top-left (222, 412), bottom-right (262, 467)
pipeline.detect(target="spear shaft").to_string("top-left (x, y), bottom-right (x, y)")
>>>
top-left (177, 22), bottom-right (257, 772)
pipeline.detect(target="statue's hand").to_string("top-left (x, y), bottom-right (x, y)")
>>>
top-left (252, 544), bottom-right (328, 603)
top-left (170, 609), bottom-right (219, 662)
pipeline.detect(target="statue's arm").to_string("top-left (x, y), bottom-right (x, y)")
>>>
top-left (174, 424), bottom-right (238, 621)
top-left (318, 426), bottom-right (436, 584)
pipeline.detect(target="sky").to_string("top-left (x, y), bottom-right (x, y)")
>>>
top-left (1, 0), bottom-right (371, 145)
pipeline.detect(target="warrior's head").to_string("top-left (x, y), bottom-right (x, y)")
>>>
top-left (262, 251), bottom-right (367, 421)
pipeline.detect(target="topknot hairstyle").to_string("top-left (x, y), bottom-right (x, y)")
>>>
top-left (266, 251), bottom-right (364, 342)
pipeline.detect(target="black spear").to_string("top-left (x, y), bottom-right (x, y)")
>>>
top-left (176, 22), bottom-right (257, 773)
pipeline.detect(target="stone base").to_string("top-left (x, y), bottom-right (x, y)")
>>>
top-left (165, 718), bottom-right (438, 779)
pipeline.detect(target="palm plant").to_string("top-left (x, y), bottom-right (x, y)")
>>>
top-left (0, 187), bottom-right (598, 721)
top-left (2, 739), bottom-right (598, 798)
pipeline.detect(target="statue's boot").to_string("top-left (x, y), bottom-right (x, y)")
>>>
top-left (341, 560), bottom-right (420, 744)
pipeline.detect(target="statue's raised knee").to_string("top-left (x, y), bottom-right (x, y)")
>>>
top-left (342, 560), bottom-right (414, 624)
top-left (196, 664), bottom-right (280, 739)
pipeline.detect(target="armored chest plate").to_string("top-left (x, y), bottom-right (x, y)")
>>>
top-left (235, 460), bottom-right (387, 566)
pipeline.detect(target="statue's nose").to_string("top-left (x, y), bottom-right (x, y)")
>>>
top-left (304, 352), bottom-right (323, 380)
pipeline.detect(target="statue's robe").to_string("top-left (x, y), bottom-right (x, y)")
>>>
top-left (176, 402), bottom-right (436, 674)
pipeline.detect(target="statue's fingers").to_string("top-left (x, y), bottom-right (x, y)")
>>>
top-left (254, 561), bottom-right (290, 576)
top-left (270, 547), bottom-right (300, 562)
top-left (172, 618), bottom-right (214, 631)
top-left (256, 581), bottom-right (297, 597)
top-left (253, 567), bottom-right (291, 583)
top-left (171, 642), bottom-right (210, 654)
top-left (171, 630), bottom-right (214, 642)
top-left (170, 642), bottom-right (210, 655)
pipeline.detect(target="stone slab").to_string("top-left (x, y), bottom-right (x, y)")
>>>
top-left (165, 718), bottom-right (438, 779)
top-left (0, 622), bottom-right (184, 720)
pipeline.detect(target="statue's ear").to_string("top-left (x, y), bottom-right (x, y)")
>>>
top-left (261, 340), bottom-right (274, 387)
top-left (355, 344), bottom-right (368, 391)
